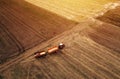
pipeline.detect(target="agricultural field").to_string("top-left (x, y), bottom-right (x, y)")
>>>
top-left (0, 20), bottom-right (120, 79)
top-left (25, 0), bottom-right (119, 21)
top-left (97, 5), bottom-right (120, 26)
top-left (0, 0), bottom-right (77, 63)
top-left (0, 0), bottom-right (120, 79)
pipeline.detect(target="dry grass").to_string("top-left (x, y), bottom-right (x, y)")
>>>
top-left (25, 0), bottom-right (118, 21)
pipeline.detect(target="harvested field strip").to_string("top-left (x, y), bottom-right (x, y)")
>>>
top-left (37, 50), bottom-right (103, 79)
top-left (97, 6), bottom-right (120, 27)
top-left (68, 43), bottom-right (120, 76)
top-left (83, 22), bottom-right (120, 53)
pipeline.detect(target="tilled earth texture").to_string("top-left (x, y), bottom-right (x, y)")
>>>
top-left (0, 0), bottom-right (77, 63)
top-left (0, 0), bottom-right (120, 79)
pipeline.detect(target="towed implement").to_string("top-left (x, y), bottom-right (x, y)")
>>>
top-left (34, 43), bottom-right (65, 58)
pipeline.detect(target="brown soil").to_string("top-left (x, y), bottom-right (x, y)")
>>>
top-left (0, 19), bottom-right (120, 79)
top-left (0, 0), bottom-right (77, 63)
top-left (0, 0), bottom-right (120, 79)
top-left (97, 6), bottom-right (120, 27)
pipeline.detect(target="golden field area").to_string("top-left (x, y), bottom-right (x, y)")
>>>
top-left (0, 0), bottom-right (120, 79)
top-left (25, 0), bottom-right (118, 21)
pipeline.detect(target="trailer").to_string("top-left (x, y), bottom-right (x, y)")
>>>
top-left (34, 43), bottom-right (65, 58)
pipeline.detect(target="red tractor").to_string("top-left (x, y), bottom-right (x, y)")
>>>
top-left (34, 43), bottom-right (65, 58)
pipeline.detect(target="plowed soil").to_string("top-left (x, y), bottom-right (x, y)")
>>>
top-left (0, 0), bottom-right (120, 79)
top-left (97, 6), bottom-right (120, 27)
top-left (0, 0), bottom-right (77, 63)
